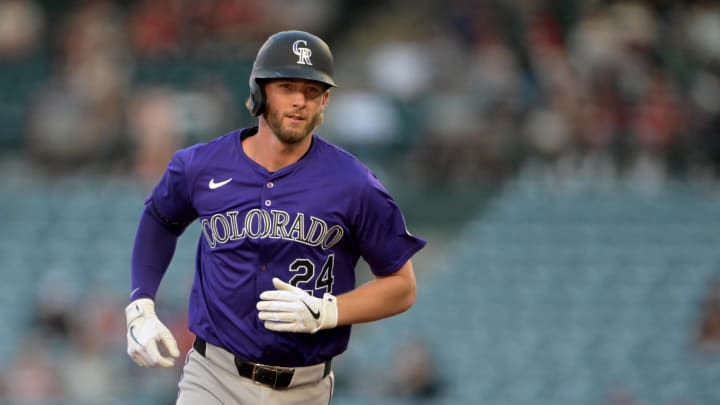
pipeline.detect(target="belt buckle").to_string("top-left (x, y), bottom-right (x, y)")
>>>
top-left (251, 364), bottom-right (280, 388)
top-left (250, 364), bottom-right (263, 386)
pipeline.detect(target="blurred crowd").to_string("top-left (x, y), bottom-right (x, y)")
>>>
top-left (0, 0), bottom-right (344, 182)
top-left (2, 0), bottom-right (720, 403)
top-left (0, 271), bottom-right (195, 403)
top-left (395, 0), bottom-right (720, 189)
top-left (0, 0), bottom-right (718, 190)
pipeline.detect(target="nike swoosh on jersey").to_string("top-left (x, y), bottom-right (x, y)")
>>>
top-left (301, 299), bottom-right (321, 319)
top-left (209, 177), bottom-right (232, 189)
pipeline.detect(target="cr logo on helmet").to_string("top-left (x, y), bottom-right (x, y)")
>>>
top-left (293, 40), bottom-right (313, 65)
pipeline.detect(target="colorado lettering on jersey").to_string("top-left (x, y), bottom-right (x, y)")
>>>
top-left (200, 209), bottom-right (344, 250)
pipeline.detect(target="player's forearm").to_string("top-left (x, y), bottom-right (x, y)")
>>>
top-left (130, 207), bottom-right (180, 301)
top-left (335, 260), bottom-right (417, 326)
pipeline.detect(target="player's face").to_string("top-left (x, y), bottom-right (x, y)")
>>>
top-left (263, 79), bottom-right (329, 144)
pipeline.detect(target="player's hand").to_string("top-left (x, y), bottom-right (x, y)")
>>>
top-left (125, 298), bottom-right (180, 367)
top-left (257, 278), bottom-right (338, 333)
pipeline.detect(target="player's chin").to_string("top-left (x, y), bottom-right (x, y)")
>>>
top-left (278, 125), bottom-right (312, 143)
top-left (276, 132), bottom-right (304, 144)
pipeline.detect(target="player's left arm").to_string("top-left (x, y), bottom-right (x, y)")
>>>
top-left (335, 259), bottom-right (416, 325)
top-left (257, 260), bottom-right (416, 333)
top-left (258, 169), bottom-right (424, 333)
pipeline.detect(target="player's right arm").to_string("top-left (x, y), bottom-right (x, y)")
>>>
top-left (130, 203), bottom-right (188, 301)
top-left (125, 205), bottom-right (184, 367)
top-left (125, 149), bottom-right (197, 367)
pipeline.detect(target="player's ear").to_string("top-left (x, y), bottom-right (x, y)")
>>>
top-left (321, 89), bottom-right (330, 109)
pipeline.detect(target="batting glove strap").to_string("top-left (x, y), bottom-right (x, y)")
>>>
top-left (125, 298), bottom-right (180, 368)
top-left (125, 298), bottom-right (156, 323)
top-left (257, 278), bottom-right (339, 334)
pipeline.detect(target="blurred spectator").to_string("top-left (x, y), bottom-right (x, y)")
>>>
top-left (683, 2), bottom-right (720, 66)
top-left (266, 0), bottom-right (338, 33)
top-left (3, 335), bottom-right (65, 402)
top-left (522, 106), bottom-right (574, 180)
top-left (23, 1), bottom-right (131, 174)
top-left (607, 387), bottom-right (639, 405)
top-left (0, 0), bottom-right (44, 60)
top-left (628, 68), bottom-right (687, 182)
top-left (62, 290), bottom-right (126, 402)
top-left (323, 91), bottom-right (402, 147)
top-left (695, 277), bottom-right (720, 354)
top-left (128, 0), bottom-right (271, 58)
top-left (31, 269), bottom-right (78, 344)
top-left (403, 15), bottom-right (524, 188)
top-left (463, 14), bottom-right (524, 111)
top-left (127, 80), bottom-right (237, 183)
top-left (367, 39), bottom-right (433, 101)
top-left (383, 338), bottom-right (444, 400)
top-left (127, 0), bottom-right (339, 58)
top-left (126, 86), bottom-right (184, 182)
top-left (127, 0), bottom-right (184, 57)
top-left (688, 69), bottom-right (720, 177)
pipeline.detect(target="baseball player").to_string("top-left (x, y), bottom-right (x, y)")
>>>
top-left (124, 30), bottom-right (426, 405)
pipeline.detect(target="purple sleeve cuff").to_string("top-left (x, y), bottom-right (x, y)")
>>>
top-left (130, 205), bottom-right (181, 301)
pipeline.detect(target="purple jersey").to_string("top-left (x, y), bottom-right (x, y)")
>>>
top-left (147, 127), bottom-right (425, 366)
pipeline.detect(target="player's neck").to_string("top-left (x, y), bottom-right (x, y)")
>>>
top-left (244, 124), bottom-right (313, 172)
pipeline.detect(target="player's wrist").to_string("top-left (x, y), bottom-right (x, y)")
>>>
top-left (125, 298), bottom-right (157, 323)
top-left (319, 293), bottom-right (338, 331)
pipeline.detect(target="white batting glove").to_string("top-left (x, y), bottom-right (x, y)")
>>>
top-left (257, 278), bottom-right (338, 333)
top-left (125, 298), bottom-right (180, 368)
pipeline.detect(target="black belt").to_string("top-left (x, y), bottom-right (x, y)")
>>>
top-left (193, 337), bottom-right (331, 389)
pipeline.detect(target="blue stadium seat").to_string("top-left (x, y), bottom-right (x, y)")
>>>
top-left (337, 175), bottom-right (720, 404)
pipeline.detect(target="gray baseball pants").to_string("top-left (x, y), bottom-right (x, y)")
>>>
top-left (176, 340), bottom-right (334, 405)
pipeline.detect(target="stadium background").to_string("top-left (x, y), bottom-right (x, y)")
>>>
top-left (2, 0), bottom-right (720, 404)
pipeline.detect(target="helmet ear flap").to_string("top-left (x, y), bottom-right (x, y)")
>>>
top-left (246, 77), bottom-right (264, 116)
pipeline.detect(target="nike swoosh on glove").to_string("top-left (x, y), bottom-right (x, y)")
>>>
top-left (257, 277), bottom-right (338, 333)
top-left (125, 298), bottom-right (180, 367)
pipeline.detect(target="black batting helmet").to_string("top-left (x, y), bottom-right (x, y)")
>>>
top-left (246, 30), bottom-right (337, 116)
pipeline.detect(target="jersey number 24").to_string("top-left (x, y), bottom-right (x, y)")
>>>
top-left (288, 254), bottom-right (335, 296)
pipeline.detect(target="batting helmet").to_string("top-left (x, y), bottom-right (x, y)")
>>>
top-left (246, 30), bottom-right (337, 116)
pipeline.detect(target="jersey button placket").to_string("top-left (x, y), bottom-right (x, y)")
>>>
top-left (264, 182), bottom-right (274, 207)
top-left (259, 178), bottom-right (274, 274)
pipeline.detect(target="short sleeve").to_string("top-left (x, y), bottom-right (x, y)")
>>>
top-left (148, 150), bottom-right (198, 226)
top-left (353, 171), bottom-right (426, 275)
